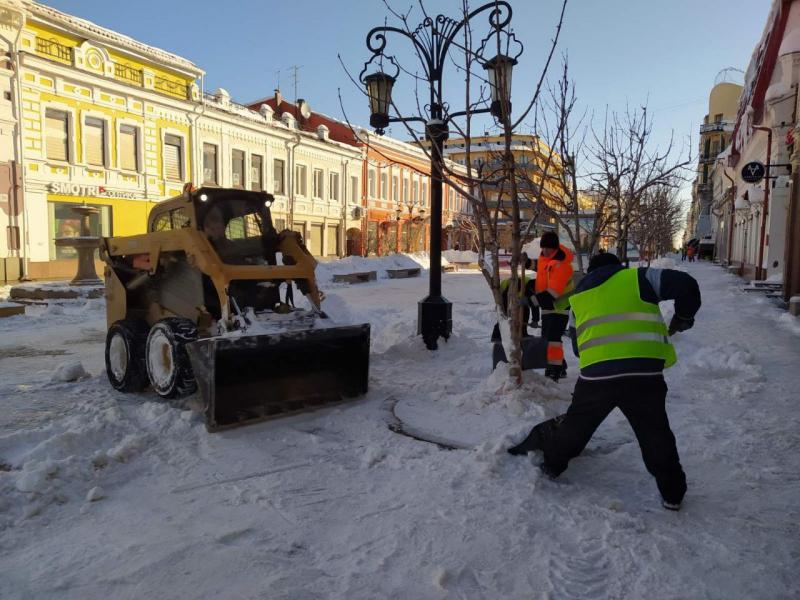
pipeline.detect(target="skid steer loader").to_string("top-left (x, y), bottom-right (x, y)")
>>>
top-left (100, 186), bottom-right (370, 431)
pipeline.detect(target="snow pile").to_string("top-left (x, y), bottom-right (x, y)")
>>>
top-left (0, 381), bottom-right (204, 526)
top-left (50, 360), bottom-right (89, 383)
top-left (681, 342), bottom-right (764, 397)
top-left (442, 249), bottom-right (479, 263)
top-left (314, 253), bottom-right (442, 284)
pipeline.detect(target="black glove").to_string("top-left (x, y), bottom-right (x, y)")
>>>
top-left (668, 315), bottom-right (694, 336)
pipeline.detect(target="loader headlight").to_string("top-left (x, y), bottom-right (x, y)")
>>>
top-left (264, 199), bottom-right (273, 208)
top-left (199, 193), bottom-right (209, 202)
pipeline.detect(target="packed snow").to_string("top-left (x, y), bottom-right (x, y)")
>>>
top-left (0, 258), bottom-right (798, 599)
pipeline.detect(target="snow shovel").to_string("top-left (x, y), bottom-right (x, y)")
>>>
top-left (186, 324), bottom-right (371, 431)
top-left (491, 335), bottom-right (548, 371)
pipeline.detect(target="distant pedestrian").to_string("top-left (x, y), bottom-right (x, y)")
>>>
top-left (686, 245), bottom-right (696, 262)
top-left (508, 252), bottom-right (701, 511)
top-left (681, 246), bottom-right (687, 261)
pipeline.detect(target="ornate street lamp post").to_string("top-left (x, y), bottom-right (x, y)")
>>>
top-left (361, 2), bottom-right (521, 350)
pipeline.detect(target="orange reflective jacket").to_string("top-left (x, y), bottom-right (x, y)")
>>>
top-left (535, 244), bottom-right (575, 298)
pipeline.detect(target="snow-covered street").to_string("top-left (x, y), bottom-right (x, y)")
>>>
top-left (1, 260), bottom-right (799, 599)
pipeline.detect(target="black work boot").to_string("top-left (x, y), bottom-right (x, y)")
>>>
top-left (545, 366), bottom-right (562, 382)
top-left (507, 428), bottom-right (544, 456)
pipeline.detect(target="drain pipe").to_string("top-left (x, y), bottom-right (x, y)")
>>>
top-left (753, 125), bottom-right (772, 281)
top-left (721, 162), bottom-right (736, 265)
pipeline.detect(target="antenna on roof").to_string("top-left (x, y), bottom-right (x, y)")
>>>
top-left (274, 69), bottom-right (281, 91)
top-left (289, 65), bottom-right (303, 105)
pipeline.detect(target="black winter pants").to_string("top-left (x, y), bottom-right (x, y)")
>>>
top-left (534, 375), bottom-right (687, 504)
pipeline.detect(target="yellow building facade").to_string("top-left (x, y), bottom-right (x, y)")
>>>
top-left (5, 1), bottom-right (202, 278)
top-left (433, 133), bottom-right (563, 249)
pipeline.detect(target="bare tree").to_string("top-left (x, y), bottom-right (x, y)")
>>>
top-left (346, 0), bottom-right (568, 384)
top-left (589, 105), bottom-right (692, 261)
top-left (629, 182), bottom-right (684, 264)
top-left (515, 59), bottom-right (613, 273)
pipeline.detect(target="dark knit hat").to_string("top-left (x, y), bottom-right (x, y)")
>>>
top-left (587, 252), bottom-right (621, 273)
top-left (540, 231), bottom-right (559, 249)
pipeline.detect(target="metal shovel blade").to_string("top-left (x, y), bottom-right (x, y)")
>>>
top-left (186, 324), bottom-right (371, 431)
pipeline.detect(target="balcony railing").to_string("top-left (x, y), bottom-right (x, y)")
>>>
top-left (154, 76), bottom-right (189, 99)
top-left (113, 62), bottom-right (143, 86)
top-left (35, 37), bottom-right (72, 65)
top-left (700, 120), bottom-right (733, 134)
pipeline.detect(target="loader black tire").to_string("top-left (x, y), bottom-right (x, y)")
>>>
top-left (145, 318), bottom-right (198, 399)
top-left (105, 319), bottom-right (150, 393)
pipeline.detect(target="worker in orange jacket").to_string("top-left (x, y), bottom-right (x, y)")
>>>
top-left (533, 231), bottom-right (575, 381)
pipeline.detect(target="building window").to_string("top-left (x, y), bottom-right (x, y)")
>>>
top-left (274, 218), bottom-right (286, 231)
top-left (403, 177), bottom-right (409, 203)
top-left (49, 201), bottom-right (111, 259)
top-left (392, 176), bottom-right (399, 202)
top-left (422, 181), bottom-right (428, 206)
top-left (84, 116), bottom-right (106, 167)
top-left (295, 164), bottom-right (307, 196)
top-left (251, 154), bottom-right (263, 191)
top-left (329, 172), bottom-right (340, 201)
top-left (714, 113), bottom-right (723, 123)
top-left (232, 149), bottom-right (245, 188)
top-left (380, 172), bottom-right (388, 200)
top-left (313, 168), bottom-right (324, 199)
top-left (203, 143), bottom-right (218, 185)
top-left (412, 180), bottom-right (418, 204)
top-left (350, 175), bottom-right (358, 204)
top-left (448, 188), bottom-right (455, 210)
top-left (119, 124), bottom-right (139, 172)
top-left (45, 108), bottom-right (69, 162)
top-left (368, 169), bottom-right (376, 198)
top-left (273, 159), bottom-right (285, 195)
top-left (163, 134), bottom-right (183, 181)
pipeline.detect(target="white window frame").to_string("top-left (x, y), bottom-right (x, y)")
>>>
top-left (250, 153), bottom-right (264, 192)
top-left (202, 141), bottom-right (219, 185)
top-left (313, 167), bottom-right (324, 199)
top-left (116, 119), bottom-right (142, 173)
top-left (350, 175), bottom-right (359, 204)
top-left (161, 129), bottom-right (186, 182)
top-left (81, 111), bottom-right (109, 168)
top-left (329, 171), bottom-right (340, 201)
top-left (41, 103), bottom-right (76, 164)
top-left (380, 172), bottom-right (388, 201)
top-left (231, 147), bottom-right (247, 189)
top-left (368, 169), bottom-right (376, 199)
top-left (392, 175), bottom-right (399, 203)
top-left (273, 157), bottom-right (286, 196)
top-left (295, 163), bottom-right (308, 197)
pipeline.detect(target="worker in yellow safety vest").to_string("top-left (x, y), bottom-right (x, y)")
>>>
top-left (508, 252), bottom-right (701, 511)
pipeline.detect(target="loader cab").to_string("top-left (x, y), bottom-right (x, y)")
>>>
top-left (157, 187), bottom-right (279, 266)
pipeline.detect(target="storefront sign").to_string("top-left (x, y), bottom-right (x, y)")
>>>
top-left (741, 161), bottom-right (766, 184)
top-left (48, 182), bottom-right (138, 199)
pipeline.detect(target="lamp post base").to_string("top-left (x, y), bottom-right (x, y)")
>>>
top-left (418, 295), bottom-right (452, 350)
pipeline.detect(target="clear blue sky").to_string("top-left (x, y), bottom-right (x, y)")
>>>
top-left (45, 0), bottom-right (771, 203)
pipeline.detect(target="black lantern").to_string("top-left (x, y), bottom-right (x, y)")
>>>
top-left (483, 54), bottom-right (517, 119)
top-left (364, 71), bottom-right (396, 131)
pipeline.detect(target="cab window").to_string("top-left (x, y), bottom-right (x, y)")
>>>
top-left (152, 213), bottom-right (171, 232)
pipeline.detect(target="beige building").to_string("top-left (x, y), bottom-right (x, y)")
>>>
top-left (685, 69), bottom-right (743, 258)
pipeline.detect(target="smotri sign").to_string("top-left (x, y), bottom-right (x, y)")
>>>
top-left (48, 183), bottom-right (138, 200)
